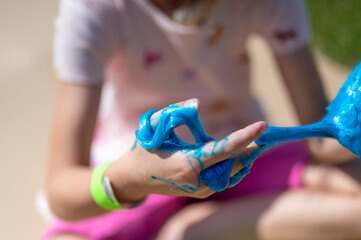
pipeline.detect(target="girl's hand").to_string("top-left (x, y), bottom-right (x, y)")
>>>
top-left (105, 99), bottom-right (267, 203)
top-left (307, 138), bottom-right (358, 164)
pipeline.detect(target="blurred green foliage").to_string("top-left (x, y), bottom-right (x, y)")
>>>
top-left (307, 0), bottom-right (361, 67)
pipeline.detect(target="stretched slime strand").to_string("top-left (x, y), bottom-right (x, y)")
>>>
top-left (256, 62), bottom-right (361, 158)
top-left (135, 104), bottom-right (272, 192)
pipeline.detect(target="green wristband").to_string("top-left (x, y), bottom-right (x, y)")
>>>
top-left (91, 162), bottom-right (123, 211)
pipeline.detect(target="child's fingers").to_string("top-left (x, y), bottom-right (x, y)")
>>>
top-left (241, 141), bottom-right (261, 154)
top-left (178, 98), bottom-right (199, 108)
top-left (229, 142), bottom-right (262, 176)
top-left (150, 98), bottom-right (199, 130)
top-left (200, 121), bottom-right (268, 169)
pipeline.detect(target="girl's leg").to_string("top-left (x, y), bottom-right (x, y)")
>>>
top-left (156, 161), bottom-right (361, 240)
top-left (257, 189), bottom-right (361, 240)
top-left (156, 192), bottom-right (277, 240)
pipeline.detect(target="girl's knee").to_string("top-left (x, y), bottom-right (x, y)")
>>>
top-left (156, 202), bottom-right (219, 240)
top-left (258, 190), bottom-right (361, 240)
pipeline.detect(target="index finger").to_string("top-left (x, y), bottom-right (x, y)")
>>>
top-left (190, 121), bottom-right (267, 170)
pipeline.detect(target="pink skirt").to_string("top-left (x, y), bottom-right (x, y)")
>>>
top-left (42, 140), bottom-right (309, 240)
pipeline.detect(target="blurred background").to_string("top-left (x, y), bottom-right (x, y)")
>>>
top-left (0, 0), bottom-right (359, 239)
top-left (307, 0), bottom-right (361, 67)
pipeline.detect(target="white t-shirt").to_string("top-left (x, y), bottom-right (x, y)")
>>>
top-left (54, 0), bottom-right (310, 166)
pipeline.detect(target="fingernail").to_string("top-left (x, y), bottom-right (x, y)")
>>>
top-left (183, 98), bottom-right (199, 108)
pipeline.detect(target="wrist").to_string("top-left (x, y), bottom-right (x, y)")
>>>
top-left (91, 163), bottom-right (122, 210)
top-left (104, 157), bottom-right (148, 205)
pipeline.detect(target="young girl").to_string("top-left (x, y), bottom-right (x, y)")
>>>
top-left (43, 0), bottom-right (361, 239)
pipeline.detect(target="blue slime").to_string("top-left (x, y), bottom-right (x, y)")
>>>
top-left (135, 105), bottom-right (272, 192)
top-left (256, 62), bottom-right (361, 158)
top-left (135, 63), bottom-right (361, 193)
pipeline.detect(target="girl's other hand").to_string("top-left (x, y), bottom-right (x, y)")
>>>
top-left (307, 138), bottom-right (358, 164)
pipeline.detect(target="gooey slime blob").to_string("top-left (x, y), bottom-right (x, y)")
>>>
top-left (256, 62), bottom-right (361, 158)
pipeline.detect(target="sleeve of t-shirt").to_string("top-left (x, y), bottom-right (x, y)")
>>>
top-left (251, 0), bottom-right (311, 56)
top-left (54, 0), bottom-right (122, 85)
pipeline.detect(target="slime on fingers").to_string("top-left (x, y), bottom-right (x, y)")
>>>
top-left (135, 104), bottom-right (273, 192)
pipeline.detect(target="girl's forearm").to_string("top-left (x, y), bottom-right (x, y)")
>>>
top-left (47, 166), bottom-right (108, 221)
top-left (47, 159), bottom-right (148, 221)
